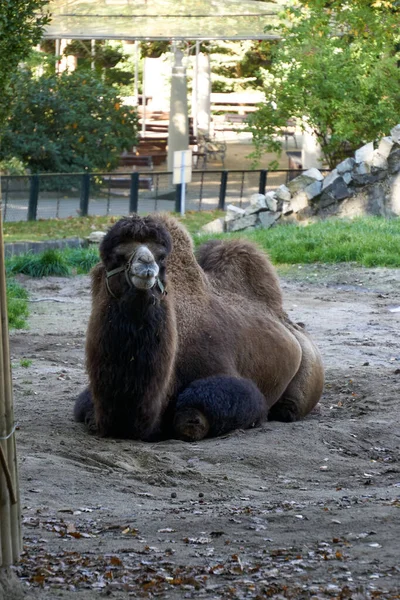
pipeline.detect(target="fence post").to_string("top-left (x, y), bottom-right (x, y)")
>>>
top-left (175, 184), bottom-right (182, 213)
top-left (79, 173), bottom-right (90, 217)
top-left (27, 175), bottom-right (39, 221)
top-left (259, 169), bottom-right (268, 195)
top-left (129, 173), bottom-right (139, 214)
top-left (218, 171), bottom-right (228, 210)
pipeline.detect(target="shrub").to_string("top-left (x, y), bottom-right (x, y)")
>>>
top-left (7, 279), bottom-right (29, 330)
top-left (7, 249), bottom-right (71, 277)
top-left (0, 70), bottom-right (139, 173)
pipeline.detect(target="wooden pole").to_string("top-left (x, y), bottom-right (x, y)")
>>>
top-left (0, 192), bottom-right (21, 566)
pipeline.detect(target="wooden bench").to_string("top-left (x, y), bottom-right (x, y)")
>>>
top-left (211, 92), bottom-right (265, 116)
top-left (102, 175), bottom-right (153, 191)
top-left (119, 154), bottom-right (154, 169)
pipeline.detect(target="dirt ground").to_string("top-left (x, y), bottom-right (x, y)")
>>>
top-left (7, 263), bottom-right (400, 599)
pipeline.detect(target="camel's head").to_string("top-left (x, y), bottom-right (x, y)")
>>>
top-left (99, 215), bottom-right (172, 296)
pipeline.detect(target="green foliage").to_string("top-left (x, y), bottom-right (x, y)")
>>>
top-left (63, 41), bottom-right (134, 88)
top-left (0, 0), bottom-right (50, 130)
top-left (64, 247), bottom-right (100, 274)
top-left (197, 217), bottom-right (400, 268)
top-left (6, 247), bottom-right (101, 277)
top-left (0, 157), bottom-right (26, 175)
top-left (7, 249), bottom-right (71, 277)
top-left (6, 279), bottom-right (29, 330)
top-left (210, 40), bottom-right (277, 92)
top-left (248, 1), bottom-right (400, 167)
top-left (141, 41), bottom-right (171, 59)
top-left (0, 70), bottom-right (139, 173)
top-left (20, 359), bottom-right (32, 368)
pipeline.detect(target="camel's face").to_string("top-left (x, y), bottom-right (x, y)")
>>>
top-left (116, 241), bottom-right (167, 291)
top-left (100, 216), bottom-right (172, 297)
top-left (129, 244), bottom-right (160, 290)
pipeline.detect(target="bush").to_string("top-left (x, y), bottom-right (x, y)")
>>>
top-left (6, 247), bottom-right (99, 277)
top-left (0, 70), bottom-right (139, 173)
top-left (63, 247), bottom-right (99, 274)
top-left (7, 279), bottom-right (29, 330)
top-left (7, 249), bottom-right (71, 277)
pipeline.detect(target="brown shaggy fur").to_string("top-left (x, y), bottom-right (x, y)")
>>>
top-left (84, 216), bottom-right (177, 440)
top-left (77, 213), bottom-right (324, 441)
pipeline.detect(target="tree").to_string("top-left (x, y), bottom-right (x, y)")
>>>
top-left (63, 40), bottom-right (135, 89)
top-left (0, 0), bottom-right (50, 130)
top-left (210, 40), bottom-right (277, 92)
top-left (0, 70), bottom-right (139, 173)
top-left (248, 0), bottom-right (400, 168)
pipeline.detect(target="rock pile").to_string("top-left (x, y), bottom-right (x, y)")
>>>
top-left (201, 124), bottom-right (400, 234)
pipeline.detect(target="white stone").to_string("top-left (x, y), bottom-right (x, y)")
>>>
top-left (304, 180), bottom-right (322, 200)
top-left (275, 184), bottom-right (291, 201)
top-left (355, 142), bottom-right (374, 164)
top-left (282, 200), bottom-right (292, 215)
top-left (249, 193), bottom-right (267, 207)
top-left (354, 162), bottom-right (371, 175)
top-left (87, 231), bottom-right (106, 244)
top-left (259, 211), bottom-right (281, 228)
top-left (343, 171), bottom-right (353, 185)
top-left (302, 167), bottom-right (324, 181)
top-left (371, 151), bottom-right (388, 171)
top-left (227, 214), bottom-right (258, 232)
top-left (390, 124), bottom-right (400, 144)
top-left (226, 204), bottom-right (245, 220)
top-left (287, 173), bottom-right (320, 194)
top-left (201, 218), bottom-right (224, 234)
top-left (247, 194), bottom-right (267, 212)
top-left (265, 191), bottom-right (278, 212)
top-left (290, 192), bottom-right (309, 213)
top-left (377, 136), bottom-right (395, 159)
top-left (322, 169), bottom-right (339, 190)
top-left (337, 157), bottom-right (355, 174)
top-left (244, 203), bottom-right (268, 216)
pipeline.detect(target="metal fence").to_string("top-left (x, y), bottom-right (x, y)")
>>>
top-left (1, 168), bottom-right (317, 223)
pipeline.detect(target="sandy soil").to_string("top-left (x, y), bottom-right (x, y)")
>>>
top-left (7, 263), bottom-right (400, 599)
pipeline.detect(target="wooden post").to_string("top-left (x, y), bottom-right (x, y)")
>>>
top-left (0, 196), bottom-right (21, 567)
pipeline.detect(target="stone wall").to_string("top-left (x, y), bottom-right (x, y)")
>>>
top-left (202, 125), bottom-right (400, 234)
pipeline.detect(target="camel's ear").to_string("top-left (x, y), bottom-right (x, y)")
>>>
top-left (91, 262), bottom-right (106, 298)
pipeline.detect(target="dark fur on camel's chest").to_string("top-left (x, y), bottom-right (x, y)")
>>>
top-left (88, 290), bottom-right (172, 439)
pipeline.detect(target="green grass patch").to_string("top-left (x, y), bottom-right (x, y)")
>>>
top-left (196, 216), bottom-right (400, 268)
top-left (5, 215), bottom-right (400, 275)
top-left (6, 279), bottom-right (29, 330)
top-left (6, 247), bottom-right (100, 277)
top-left (20, 359), bottom-right (32, 368)
top-left (7, 249), bottom-right (71, 277)
top-left (3, 212), bottom-right (224, 244)
top-left (3, 216), bottom-right (116, 244)
top-left (63, 246), bottom-right (100, 274)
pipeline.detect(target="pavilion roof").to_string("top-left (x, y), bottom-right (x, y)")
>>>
top-left (44, 0), bottom-right (285, 40)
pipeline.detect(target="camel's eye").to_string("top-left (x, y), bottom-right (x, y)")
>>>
top-left (158, 253), bottom-right (166, 262)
